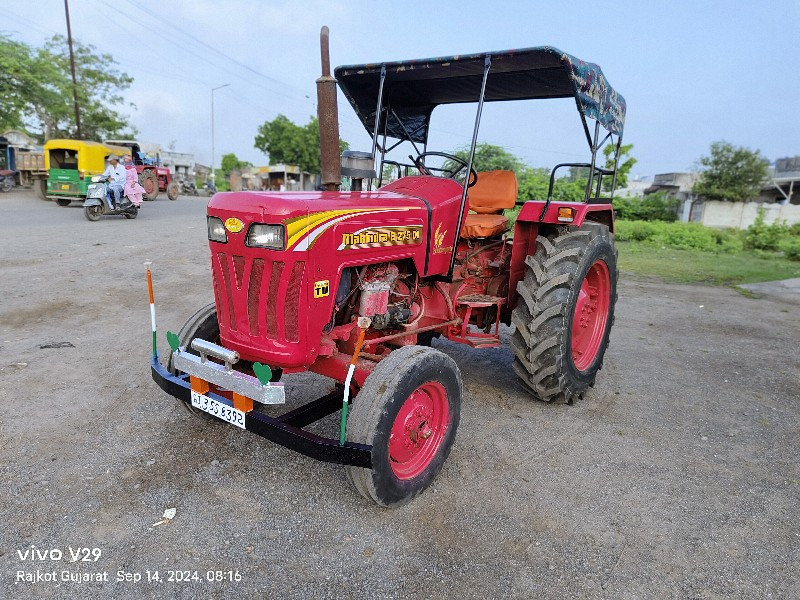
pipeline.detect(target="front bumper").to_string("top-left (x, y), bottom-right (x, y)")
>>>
top-left (150, 355), bottom-right (372, 468)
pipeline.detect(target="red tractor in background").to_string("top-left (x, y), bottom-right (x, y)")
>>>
top-left (104, 140), bottom-right (179, 201)
top-left (150, 29), bottom-right (626, 507)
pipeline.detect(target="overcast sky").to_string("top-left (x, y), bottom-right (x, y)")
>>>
top-left (4, 0), bottom-right (799, 178)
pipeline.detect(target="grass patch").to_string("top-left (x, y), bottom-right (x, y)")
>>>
top-left (617, 241), bottom-right (800, 285)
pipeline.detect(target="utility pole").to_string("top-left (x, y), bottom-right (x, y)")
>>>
top-left (64, 0), bottom-right (82, 138)
top-left (211, 84), bottom-right (230, 182)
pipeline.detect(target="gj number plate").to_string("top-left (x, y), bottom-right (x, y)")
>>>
top-left (190, 391), bottom-right (246, 428)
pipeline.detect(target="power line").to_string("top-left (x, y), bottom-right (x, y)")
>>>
top-left (121, 0), bottom-right (312, 98)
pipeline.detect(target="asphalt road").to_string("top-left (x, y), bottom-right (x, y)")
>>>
top-left (1, 190), bottom-right (798, 599)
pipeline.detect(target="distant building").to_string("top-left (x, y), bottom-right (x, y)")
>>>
top-left (1, 129), bottom-right (39, 150)
top-left (644, 172), bottom-right (699, 201)
top-left (161, 151), bottom-right (195, 180)
top-left (239, 164), bottom-right (319, 191)
top-left (755, 157), bottom-right (799, 205)
top-left (615, 175), bottom-right (651, 198)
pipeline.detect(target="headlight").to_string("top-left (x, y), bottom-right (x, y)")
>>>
top-left (207, 216), bottom-right (227, 243)
top-left (246, 224), bottom-right (284, 250)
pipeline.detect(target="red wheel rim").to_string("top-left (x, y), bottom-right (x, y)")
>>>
top-left (571, 259), bottom-right (611, 372)
top-left (389, 381), bottom-right (449, 480)
top-left (145, 175), bottom-right (157, 194)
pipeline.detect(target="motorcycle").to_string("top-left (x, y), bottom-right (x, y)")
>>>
top-left (0, 170), bottom-right (15, 192)
top-left (203, 180), bottom-right (217, 197)
top-left (180, 179), bottom-right (199, 196)
top-left (83, 175), bottom-right (139, 221)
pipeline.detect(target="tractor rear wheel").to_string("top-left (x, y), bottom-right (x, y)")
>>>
top-left (140, 170), bottom-right (159, 200)
top-left (511, 223), bottom-right (618, 404)
top-left (167, 303), bottom-right (222, 420)
top-left (345, 345), bottom-right (462, 507)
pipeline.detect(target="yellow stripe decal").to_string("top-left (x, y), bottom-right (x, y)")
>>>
top-left (283, 207), bottom-right (417, 250)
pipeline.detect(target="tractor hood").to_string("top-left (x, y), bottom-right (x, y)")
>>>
top-left (205, 180), bottom-right (464, 368)
top-left (208, 189), bottom-right (432, 253)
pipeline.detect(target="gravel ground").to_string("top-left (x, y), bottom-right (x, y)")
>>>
top-left (1, 190), bottom-right (798, 600)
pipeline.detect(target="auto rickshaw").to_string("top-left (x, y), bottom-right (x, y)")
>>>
top-left (43, 139), bottom-right (128, 206)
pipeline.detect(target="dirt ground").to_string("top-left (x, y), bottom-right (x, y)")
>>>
top-left (1, 190), bottom-right (798, 600)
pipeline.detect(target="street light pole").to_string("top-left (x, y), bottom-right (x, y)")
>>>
top-left (211, 84), bottom-right (230, 182)
top-left (64, 0), bottom-right (82, 138)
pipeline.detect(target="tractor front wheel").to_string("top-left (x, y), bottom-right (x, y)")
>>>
top-left (345, 345), bottom-right (462, 507)
top-left (511, 223), bottom-right (618, 404)
top-left (166, 181), bottom-right (179, 200)
top-left (167, 303), bottom-right (222, 420)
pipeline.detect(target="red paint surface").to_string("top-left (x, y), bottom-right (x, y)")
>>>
top-left (389, 381), bottom-right (450, 480)
top-left (571, 259), bottom-right (611, 371)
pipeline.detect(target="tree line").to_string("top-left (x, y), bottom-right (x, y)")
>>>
top-left (0, 34), bottom-right (135, 141)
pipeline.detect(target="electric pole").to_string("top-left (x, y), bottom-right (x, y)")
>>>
top-left (211, 84), bottom-right (230, 182)
top-left (64, 0), bottom-right (82, 138)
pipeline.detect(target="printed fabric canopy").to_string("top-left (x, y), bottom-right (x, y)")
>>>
top-left (335, 46), bottom-right (626, 144)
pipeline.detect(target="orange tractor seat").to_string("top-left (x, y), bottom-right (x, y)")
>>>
top-left (460, 170), bottom-right (518, 238)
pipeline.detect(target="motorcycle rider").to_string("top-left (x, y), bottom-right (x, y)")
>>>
top-left (102, 154), bottom-right (126, 207)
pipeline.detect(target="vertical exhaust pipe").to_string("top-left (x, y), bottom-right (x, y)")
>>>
top-left (317, 26), bottom-right (341, 191)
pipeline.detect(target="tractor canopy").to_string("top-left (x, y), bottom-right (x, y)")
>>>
top-left (335, 46), bottom-right (626, 143)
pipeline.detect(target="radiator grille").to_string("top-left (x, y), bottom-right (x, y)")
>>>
top-left (214, 251), bottom-right (304, 344)
top-left (265, 261), bottom-right (284, 339)
top-left (247, 258), bottom-right (264, 336)
top-left (217, 251), bottom-right (236, 330)
top-left (284, 261), bottom-right (304, 342)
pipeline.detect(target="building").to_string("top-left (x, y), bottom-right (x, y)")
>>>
top-left (237, 164), bottom-right (318, 191)
top-left (615, 175), bottom-right (651, 198)
top-left (755, 157), bottom-right (800, 205)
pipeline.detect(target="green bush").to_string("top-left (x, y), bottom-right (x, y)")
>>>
top-left (788, 222), bottom-right (800, 237)
top-left (614, 191), bottom-right (681, 222)
top-left (780, 237), bottom-right (800, 261)
top-left (615, 220), bottom-right (743, 253)
top-left (615, 220), bottom-right (658, 242)
top-left (743, 209), bottom-right (790, 251)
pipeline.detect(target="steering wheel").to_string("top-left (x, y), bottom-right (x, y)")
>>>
top-left (412, 151), bottom-right (478, 188)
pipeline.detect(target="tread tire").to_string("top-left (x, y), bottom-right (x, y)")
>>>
top-left (345, 345), bottom-right (462, 507)
top-left (167, 303), bottom-right (221, 420)
top-left (511, 223), bottom-right (618, 404)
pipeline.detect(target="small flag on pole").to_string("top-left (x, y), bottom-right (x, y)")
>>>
top-left (145, 261), bottom-right (157, 359)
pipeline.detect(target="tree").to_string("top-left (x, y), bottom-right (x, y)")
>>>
top-left (444, 143), bottom-right (587, 202)
top-left (443, 143), bottom-right (523, 173)
top-left (0, 34), bottom-right (135, 140)
top-left (693, 141), bottom-right (769, 202)
top-left (254, 115), bottom-right (348, 173)
top-left (603, 143), bottom-right (636, 189)
top-left (220, 152), bottom-right (251, 177)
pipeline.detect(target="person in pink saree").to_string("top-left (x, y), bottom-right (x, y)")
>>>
top-left (122, 155), bottom-right (146, 206)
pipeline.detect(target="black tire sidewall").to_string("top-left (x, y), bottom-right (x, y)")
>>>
top-left (564, 232), bottom-right (617, 384)
top-left (361, 349), bottom-right (462, 507)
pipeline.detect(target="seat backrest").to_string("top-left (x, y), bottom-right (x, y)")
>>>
top-left (468, 170), bottom-right (518, 214)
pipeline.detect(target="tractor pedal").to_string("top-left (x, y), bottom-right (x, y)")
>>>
top-left (464, 334), bottom-right (501, 348)
top-left (455, 294), bottom-right (506, 308)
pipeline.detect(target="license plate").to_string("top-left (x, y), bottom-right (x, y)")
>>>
top-left (190, 391), bottom-right (246, 428)
top-left (61, 184), bottom-right (70, 190)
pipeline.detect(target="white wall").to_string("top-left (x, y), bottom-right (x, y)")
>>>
top-left (699, 201), bottom-right (800, 229)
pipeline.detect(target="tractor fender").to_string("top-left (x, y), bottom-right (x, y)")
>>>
top-left (514, 200), bottom-right (614, 232)
top-left (507, 201), bottom-right (615, 312)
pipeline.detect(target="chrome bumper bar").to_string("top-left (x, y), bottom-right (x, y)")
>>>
top-left (171, 340), bottom-right (286, 405)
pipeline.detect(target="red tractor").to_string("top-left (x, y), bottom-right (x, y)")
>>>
top-left (150, 30), bottom-right (626, 507)
top-left (104, 140), bottom-right (179, 201)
